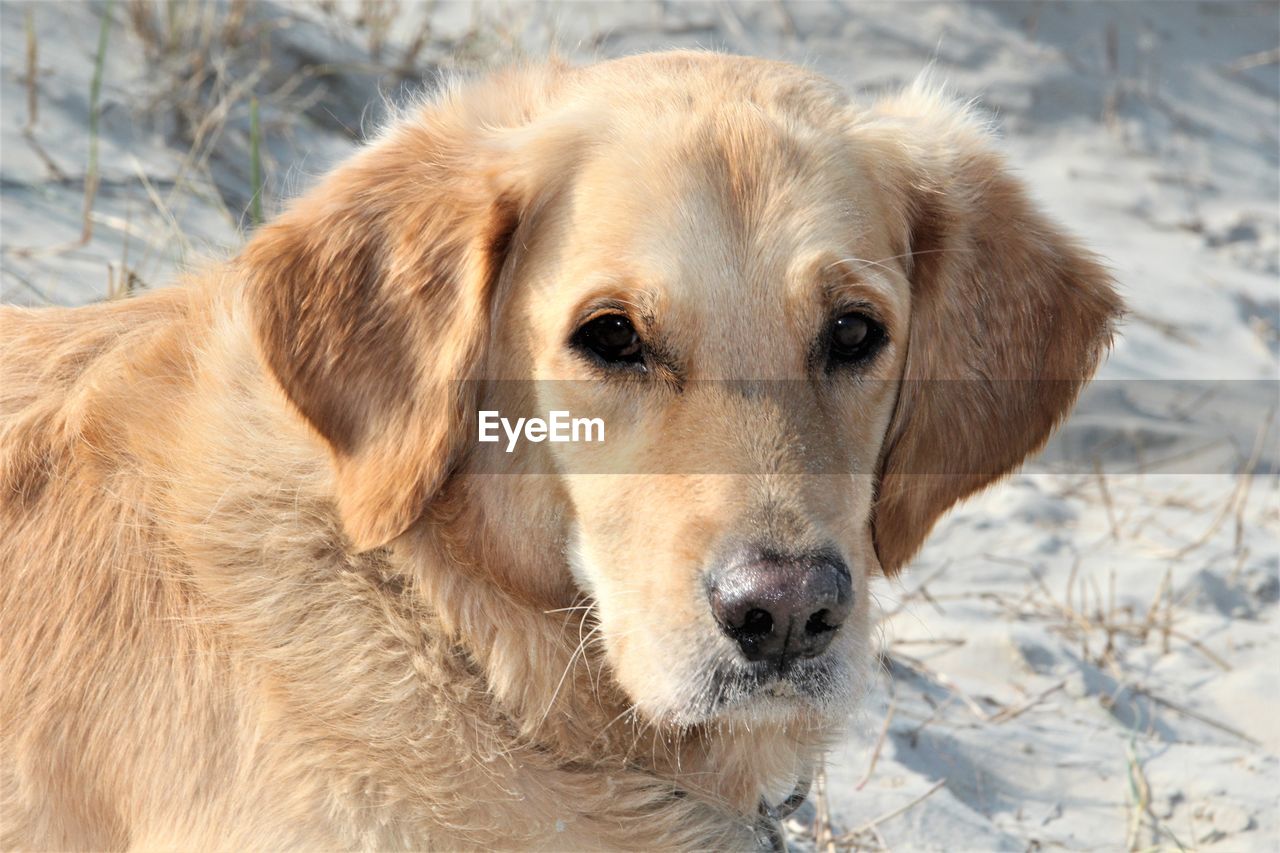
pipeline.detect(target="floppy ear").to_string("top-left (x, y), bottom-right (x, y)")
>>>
top-left (864, 86), bottom-right (1124, 574)
top-left (240, 80), bottom-right (547, 551)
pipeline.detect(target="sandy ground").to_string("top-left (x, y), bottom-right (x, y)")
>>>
top-left (2, 2), bottom-right (1277, 850)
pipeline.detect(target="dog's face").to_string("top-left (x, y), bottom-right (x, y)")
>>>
top-left (245, 54), bottom-right (1121, 730)
top-left (485, 105), bottom-right (910, 723)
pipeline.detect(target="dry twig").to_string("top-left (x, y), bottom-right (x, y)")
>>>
top-left (836, 780), bottom-right (947, 844)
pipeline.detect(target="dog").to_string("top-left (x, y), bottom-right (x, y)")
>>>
top-left (0, 52), bottom-right (1121, 850)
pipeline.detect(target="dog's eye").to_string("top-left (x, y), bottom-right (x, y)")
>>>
top-left (828, 311), bottom-right (885, 366)
top-left (573, 314), bottom-right (644, 366)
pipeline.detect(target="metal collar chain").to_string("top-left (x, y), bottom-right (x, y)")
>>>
top-left (754, 775), bottom-right (811, 853)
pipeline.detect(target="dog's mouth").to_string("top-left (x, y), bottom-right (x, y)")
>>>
top-left (668, 653), bottom-right (846, 726)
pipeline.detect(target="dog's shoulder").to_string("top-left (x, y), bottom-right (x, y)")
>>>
top-left (1, 287), bottom-right (200, 506)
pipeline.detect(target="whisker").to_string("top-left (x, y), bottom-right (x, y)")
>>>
top-left (536, 622), bottom-right (600, 729)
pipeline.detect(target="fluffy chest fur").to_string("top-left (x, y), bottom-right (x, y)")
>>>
top-left (0, 285), bottom-right (816, 850)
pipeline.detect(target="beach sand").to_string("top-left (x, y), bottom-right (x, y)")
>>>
top-left (3, 2), bottom-right (1276, 849)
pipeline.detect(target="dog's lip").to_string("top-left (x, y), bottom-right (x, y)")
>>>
top-left (726, 668), bottom-right (817, 702)
top-left (726, 654), bottom-right (827, 684)
top-left (642, 660), bottom-right (840, 728)
top-left (696, 656), bottom-right (836, 716)
top-left (763, 679), bottom-right (803, 698)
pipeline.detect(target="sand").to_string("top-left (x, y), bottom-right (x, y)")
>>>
top-left (2, 2), bottom-right (1276, 850)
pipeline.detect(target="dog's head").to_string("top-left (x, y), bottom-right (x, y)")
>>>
top-left (243, 54), bottom-right (1120, 728)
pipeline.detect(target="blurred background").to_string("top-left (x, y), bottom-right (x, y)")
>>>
top-left (2, 2), bottom-right (1277, 850)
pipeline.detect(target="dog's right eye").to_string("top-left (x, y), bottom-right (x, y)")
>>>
top-left (572, 314), bottom-right (644, 367)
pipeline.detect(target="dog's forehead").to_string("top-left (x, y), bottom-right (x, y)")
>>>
top-left (560, 102), bottom-right (884, 306)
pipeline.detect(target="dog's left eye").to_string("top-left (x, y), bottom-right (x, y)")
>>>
top-left (572, 314), bottom-right (644, 366)
top-left (828, 311), bottom-right (886, 366)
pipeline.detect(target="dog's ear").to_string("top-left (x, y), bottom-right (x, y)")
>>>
top-left (862, 85), bottom-right (1124, 574)
top-left (240, 78), bottom-right (557, 551)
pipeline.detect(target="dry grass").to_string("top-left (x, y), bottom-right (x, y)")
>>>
top-left (5, 0), bottom-right (525, 303)
top-left (786, 765), bottom-right (947, 853)
top-left (2, 5), bottom-right (1271, 849)
top-left (788, 431), bottom-right (1276, 849)
top-left (81, 0), bottom-right (114, 245)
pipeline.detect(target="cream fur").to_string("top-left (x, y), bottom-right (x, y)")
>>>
top-left (1, 52), bottom-right (1120, 851)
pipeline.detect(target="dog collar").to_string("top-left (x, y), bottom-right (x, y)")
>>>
top-left (755, 775), bottom-right (811, 852)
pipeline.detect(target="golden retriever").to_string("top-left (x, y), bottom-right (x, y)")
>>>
top-left (0, 52), bottom-right (1121, 850)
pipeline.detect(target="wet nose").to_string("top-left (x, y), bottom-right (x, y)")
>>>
top-left (706, 550), bottom-right (853, 668)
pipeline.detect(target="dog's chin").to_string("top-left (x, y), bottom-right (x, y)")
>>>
top-left (646, 656), bottom-right (854, 729)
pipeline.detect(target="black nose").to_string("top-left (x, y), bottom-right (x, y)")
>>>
top-left (707, 550), bottom-right (853, 668)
